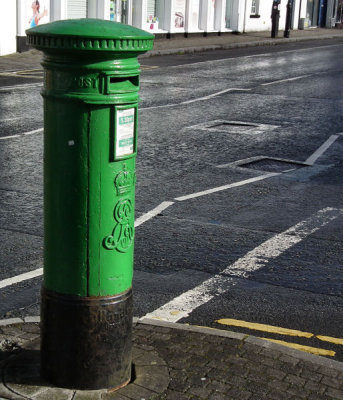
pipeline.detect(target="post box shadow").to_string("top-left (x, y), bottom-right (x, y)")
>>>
top-left (1, 339), bottom-right (170, 396)
top-left (1, 348), bottom-right (50, 388)
top-left (0, 339), bottom-right (58, 394)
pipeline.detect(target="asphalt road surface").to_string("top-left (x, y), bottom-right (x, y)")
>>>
top-left (1, 39), bottom-right (343, 360)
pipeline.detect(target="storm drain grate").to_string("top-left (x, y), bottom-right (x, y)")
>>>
top-left (186, 120), bottom-right (279, 135)
top-left (240, 157), bottom-right (308, 173)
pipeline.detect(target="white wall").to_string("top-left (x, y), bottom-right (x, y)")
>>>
top-left (0, 0), bottom-right (17, 55)
top-left (3, 0), bottom-right (321, 57)
top-left (243, 0), bottom-right (300, 32)
top-left (132, 0), bottom-right (240, 33)
top-left (236, 0), bottom-right (245, 32)
top-left (292, 0), bottom-right (302, 28)
top-left (199, 0), bottom-right (217, 31)
top-left (186, 0), bottom-right (203, 32)
top-left (50, 0), bottom-right (67, 20)
top-left (244, 0), bottom-right (274, 31)
top-left (170, 0), bottom-right (187, 33)
top-left (214, 0), bottom-right (226, 30)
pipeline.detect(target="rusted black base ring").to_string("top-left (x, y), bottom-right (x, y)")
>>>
top-left (40, 287), bottom-right (132, 390)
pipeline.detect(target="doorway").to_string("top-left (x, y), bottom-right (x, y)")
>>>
top-left (306, 0), bottom-right (320, 26)
top-left (226, 0), bottom-right (234, 28)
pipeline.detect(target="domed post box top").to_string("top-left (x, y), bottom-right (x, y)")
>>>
top-left (26, 18), bottom-right (154, 55)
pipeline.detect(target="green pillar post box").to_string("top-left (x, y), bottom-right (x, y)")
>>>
top-left (26, 19), bottom-right (153, 390)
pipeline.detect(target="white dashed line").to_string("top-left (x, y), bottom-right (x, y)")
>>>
top-left (0, 268), bottom-right (43, 290)
top-left (261, 74), bottom-right (310, 86)
top-left (174, 172), bottom-right (280, 201)
top-left (135, 201), bottom-right (174, 228)
top-left (0, 128), bottom-right (43, 141)
top-left (305, 134), bottom-right (340, 165)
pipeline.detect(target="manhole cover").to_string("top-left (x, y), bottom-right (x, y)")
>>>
top-left (240, 157), bottom-right (308, 173)
top-left (208, 121), bottom-right (259, 134)
top-left (186, 120), bottom-right (279, 135)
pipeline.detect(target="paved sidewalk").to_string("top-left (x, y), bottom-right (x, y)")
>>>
top-left (1, 318), bottom-right (343, 399)
top-left (1, 28), bottom-right (343, 71)
top-left (150, 27), bottom-right (343, 56)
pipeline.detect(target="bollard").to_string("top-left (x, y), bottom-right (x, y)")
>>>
top-left (271, 0), bottom-right (281, 38)
top-left (26, 19), bottom-right (153, 390)
top-left (284, 0), bottom-right (293, 38)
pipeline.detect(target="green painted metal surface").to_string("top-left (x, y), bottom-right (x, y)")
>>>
top-left (27, 19), bottom-right (153, 297)
top-left (27, 18), bottom-right (153, 42)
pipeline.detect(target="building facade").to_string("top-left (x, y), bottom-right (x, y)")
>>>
top-left (1, 0), bottom-right (340, 56)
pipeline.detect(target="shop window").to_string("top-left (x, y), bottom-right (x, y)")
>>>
top-left (173, 0), bottom-right (186, 29)
top-left (189, 0), bottom-right (201, 30)
top-left (147, 0), bottom-right (156, 19)
top-left (146, 0), bottom-right (159, 30)
top-left (250, 0), bottom-right (260, 17)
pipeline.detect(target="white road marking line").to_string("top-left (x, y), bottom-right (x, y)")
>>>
top-left (0, 117), bottom-right (22, 122)
top-left (0, 202), bottom-right (174, 290)
top-left (23, 128), bottom-right (44, 136)
top-left (140, 88), bottom-right (249, 111)
top-left (174, 172), bottom-right (280, 201)
top-left (0, 128), bottom-right (43, 141)
top-left (180, 88), bottom-right (251, 105)
top-left (144, 273), bottom-right (234, 322)
top-left (216, 133), bottom-right (342, 170)
top-left (0, 268), bottom-right (43, 290)
top-left (0, 83), bottom-right (42, 92)
top-left (261, 74), bottom-right (310, 86)
top-left (222, 207), bottom-right (342, 278)
top-left (305, 134), bottom-right (340, 165)
top-left (0, 134), bottom-right (22, 140)
top-left (140, 103), bottom-right (178, 111)
top-left (135, 201), bottom-right (174, 228)
top-left (0, 69), bottom-right (42, 75)
top-left (142, 207), bottom-right (343, 322)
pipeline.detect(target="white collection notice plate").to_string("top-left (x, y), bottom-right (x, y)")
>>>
top-left (116, 108), bottom-right (135, 157)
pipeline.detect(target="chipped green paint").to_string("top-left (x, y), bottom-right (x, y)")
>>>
top-left (27, 19), bottom-right (153, 297)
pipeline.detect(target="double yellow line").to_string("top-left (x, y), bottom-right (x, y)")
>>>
top-left (216, 318), bottom-right (343, 357)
